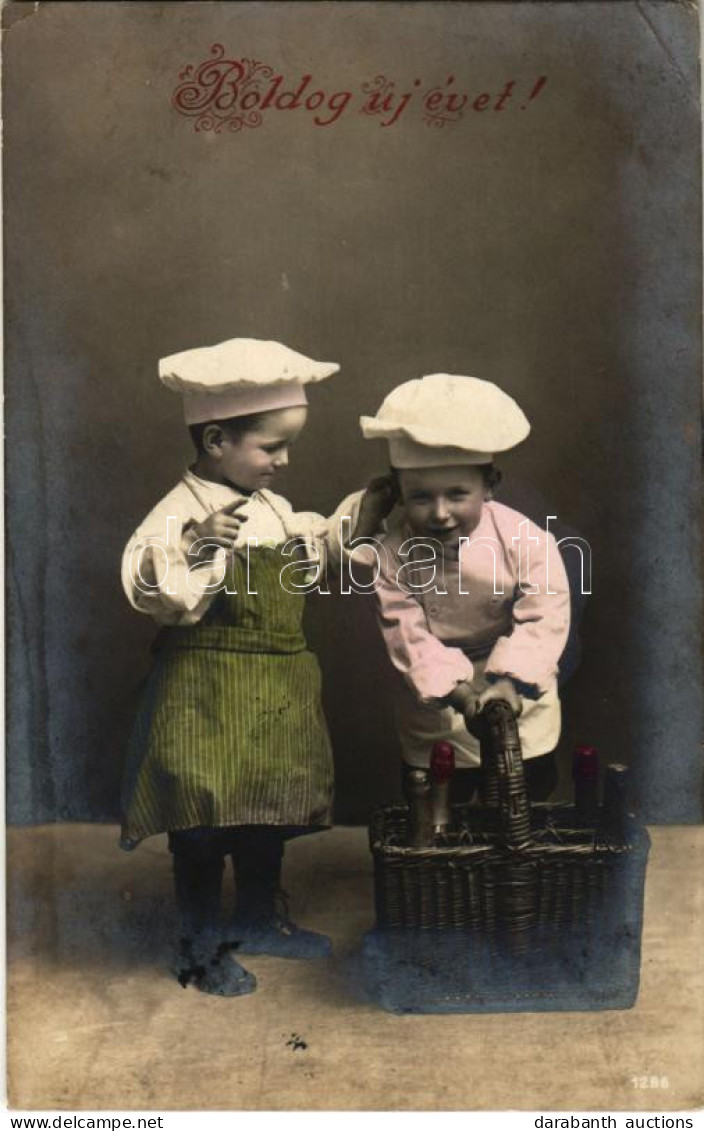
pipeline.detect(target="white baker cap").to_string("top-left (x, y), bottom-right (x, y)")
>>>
top-left (159, 337), bottom-right (340, 425)
top-left (359, 373), bottom-right (530, 467)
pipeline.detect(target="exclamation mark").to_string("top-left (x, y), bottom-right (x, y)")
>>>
top-left (522, 75), bottom-right (547, 109)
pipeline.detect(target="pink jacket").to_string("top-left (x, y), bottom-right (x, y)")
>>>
top-left (371, 500), bottom-right (571, 706)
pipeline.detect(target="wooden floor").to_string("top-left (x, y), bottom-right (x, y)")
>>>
top-left (6, 824), bottom-right (704, 1111)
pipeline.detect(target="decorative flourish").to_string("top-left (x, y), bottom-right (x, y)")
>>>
top-left (359, 74), bottom-right (394, 115)
top-left (422, 84), bottom-right (466, 128)
top-left (361, 74), bottom-right (391, 96)
top-left (172, 44), bottom-right (275, 133)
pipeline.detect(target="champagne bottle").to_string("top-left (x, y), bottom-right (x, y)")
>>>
top-left (603, 762), bottom-right (630, 841)
top-left (572, 744), bottom-right (600, 824)
top-left (430, 740), bottom-right (456, 836)
top-left (402, 764), bottom-right (433, 847)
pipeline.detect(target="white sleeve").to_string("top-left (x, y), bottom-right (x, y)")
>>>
top-left (120, 508), bottom-right (226, 627)
top-left (277, 489), bottom-right (368, 575)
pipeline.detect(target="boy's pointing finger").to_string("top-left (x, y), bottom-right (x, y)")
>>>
top-left (222, 499), bottom-right (249, 514)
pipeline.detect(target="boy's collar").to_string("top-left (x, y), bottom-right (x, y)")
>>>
top-left (184, 466), bottom-right (261, 501)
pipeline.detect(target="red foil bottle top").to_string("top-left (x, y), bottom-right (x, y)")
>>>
top-left (430, 741), bottom-right (455, 783)
top-left (572, 744), bottom-right (600, 782)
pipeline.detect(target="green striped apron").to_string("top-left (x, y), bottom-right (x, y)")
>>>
top-left (120, 545), bottom-right (333, 849)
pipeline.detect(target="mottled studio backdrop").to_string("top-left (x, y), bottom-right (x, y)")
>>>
top-left (5, 1), bottom-right (702, 824)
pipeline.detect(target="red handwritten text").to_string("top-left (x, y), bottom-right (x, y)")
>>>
top-left (171, 46), bottom-right (549, 134)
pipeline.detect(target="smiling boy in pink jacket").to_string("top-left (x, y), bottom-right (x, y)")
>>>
top-left (359, 373), bottom-right (571, 801)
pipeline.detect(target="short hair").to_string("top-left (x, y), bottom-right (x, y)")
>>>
top-left (188, 412), bottom-right (269, 454)
top-left (391, 463), bottom-right (501, 490)
top-left (479, 463), bottom-right (501, 491)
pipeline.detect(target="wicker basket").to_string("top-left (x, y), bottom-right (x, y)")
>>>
top-left (362, 703), bottom-right (649, 1011)
top-left (371, 801), bottom-right (646, 948)
top-left (369, 702), bottom-right (649, 952)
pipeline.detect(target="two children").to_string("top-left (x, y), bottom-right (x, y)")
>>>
top-left (121, 350), bottom-right (570, 997)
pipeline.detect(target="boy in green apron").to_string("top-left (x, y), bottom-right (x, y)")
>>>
top-left (120, 338), bottom-right (389, 996)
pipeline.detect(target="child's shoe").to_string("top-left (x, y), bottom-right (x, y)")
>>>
top-left (229, 891), bottom-right (332, 959)
top-left (174, 934), bottom-right (257, 996)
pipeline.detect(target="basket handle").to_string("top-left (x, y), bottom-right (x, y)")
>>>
top-left (475, 699), bottom-right (532, 849)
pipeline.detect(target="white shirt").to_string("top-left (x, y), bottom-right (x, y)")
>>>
top-left (121, 469), bottom-right (360, 627)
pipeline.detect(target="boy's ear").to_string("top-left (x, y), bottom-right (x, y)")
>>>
top-left (390, 466), bottom-right (402, 501)
top-left (485, 467), bottom-right (502, 499)
top-left (202, 423), bottom-right (224, 453)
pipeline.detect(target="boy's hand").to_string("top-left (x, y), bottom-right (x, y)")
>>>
top-left (448, 677), bottom-right (522, 736)
top-left (446, 680), bottom-right (481, 725)
top-left (354, 475), bottom-right (399, 539)
top-left (188, 500), bottom-right (249, 560)
top-left (476, 678), bottom-right (523, 718)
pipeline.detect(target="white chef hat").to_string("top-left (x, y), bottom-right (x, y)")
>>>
top-left (359, 373), bottom-right (530, 467)
top-left (159, 337), bottom-right (340, 425)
